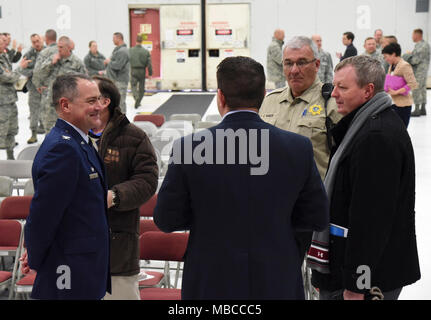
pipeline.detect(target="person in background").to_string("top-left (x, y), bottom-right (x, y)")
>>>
top-left (105, 32), bottom-right (130, 113)
top-left (382, 42), bottom-right (418, 128)
top-left (129, 35), bottom-right (153, 109)
top-left (362, 37), bottom-right (384, 68)
top-left (404, 28), bottom-right (430, 117)
top-left (336, 32), bottom-right (357, 61)
top-left (84, 41), bottom-right (106, 76)
top-left (374, 29), bottom-right (384, 51)
top-left (267, 29), bottom-right (286, 89)
top-left (90, 75), bottom-right (158, 300)
top-left (309, 56), bottom-right (420, 300)
top-left (312, 34), bottom-right (334, 84)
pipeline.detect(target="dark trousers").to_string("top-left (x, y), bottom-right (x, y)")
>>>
top-left (131, 68), bottom-right (147, 107)
top-left (319, 287), bottom-right (403, 300)
top-left (391, 105), bottom-right (411, 128)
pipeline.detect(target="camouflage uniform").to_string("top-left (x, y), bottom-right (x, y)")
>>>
top-left (404, 40), bottom-right (430, 115)
top-left (106, 44), bottom-right (130, 113)
top-left (33, 43), bottom-right (58, 133)
top-left (266, 37), bottom-right (285, 88)
top-left (84, 51), bottom-right (106, 76)
top-left (19, 46), bottom-right (45, 138)
top-left (129, 44), bottom-right (152, 108)
top-left (362, 50), bottom-right (385, 69)
top-left (0, 53), bottom-right (20, 159)
top-left (37, 53), bottom-right (86, 132)
top-left (317, 49), bottom-right (333, 84)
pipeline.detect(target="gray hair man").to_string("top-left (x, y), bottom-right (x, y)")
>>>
top-left (260, 36), bottom-right (342, 262)
top-left (308, 56), bottom-right (420, 300)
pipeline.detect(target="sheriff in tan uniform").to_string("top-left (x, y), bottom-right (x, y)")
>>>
top-left (259, 36), bottom-right (342, 262)
top-left (260, 74), bottom-right (341, 180)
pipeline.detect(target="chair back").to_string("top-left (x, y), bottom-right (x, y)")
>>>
top-left (134, 114), bottom-right (166, 127)
top-left (134, 121), bottom-right (158, 138)
top-left (205, 114), bottom-right (222, 122)
top-left (0, 220), bottom-right (22, 247)
top-left (169, 114), bottom-right (202, 127)
top-left (140, 194), bottom-right (158, 217)
top-left (139, 232), bottom-right (189, 262)
top-left (0, 196), bottom-right (33, 220)
top-left (0, 160), bottom-right (33, 180)
top-left (139, 220), bottom-right (161, 235)
top-left (160, 120), bottom-right (193, 136)
top-left (0, 176), bottom-right (13, 197)
top-left (17, 145), bottom-right (40, 161)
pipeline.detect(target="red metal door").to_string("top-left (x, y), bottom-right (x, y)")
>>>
top-left (129, 8), bottom-right (161, 78)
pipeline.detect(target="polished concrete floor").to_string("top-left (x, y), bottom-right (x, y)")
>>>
top-left (1, 90), bottom-right (430, 300)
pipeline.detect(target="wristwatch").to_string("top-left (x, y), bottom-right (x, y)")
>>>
top-left (111, 190), bottom-right (118, 206)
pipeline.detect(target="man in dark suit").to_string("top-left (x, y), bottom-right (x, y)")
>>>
top-left (24, 74), bottom-right (111, 300)
top-left (309, 56), bottom-right (420, 300)
top-left (154, 56), bottom-right (329, 300)
top-left (336, 31), bottom-right (357, 61)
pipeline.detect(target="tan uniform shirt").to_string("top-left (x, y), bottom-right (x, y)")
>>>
top-left (259, 78), bottom-right (342, 179)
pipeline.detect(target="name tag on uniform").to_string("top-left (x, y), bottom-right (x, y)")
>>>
top-left (89, 173), bottom-right (99, 180)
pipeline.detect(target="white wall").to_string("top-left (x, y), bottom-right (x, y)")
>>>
top-left (0, 0), bottom-right (430, 76)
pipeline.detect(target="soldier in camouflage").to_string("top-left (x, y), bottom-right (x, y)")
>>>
top-left (36, 36), bottom-right (86, 132)
top-left (105, 32), bottom-right (130, 113)
top-left (32, 29), bottom-right (58, 134)
top-left (266, 29), bottom-right (285, 89)
top-left (0, 36), bottom-right (27, 159)
top-left (404, 29), bottom-right (430, 116)
top-left (362, 37), bottom-right (385, 69)
top-left (129, 34), bottom-right (152, 109)
top-left (1, 33), bottom-right (22, 63)
top-left (312, 35), bottom-right (333, 84)
top-left (19, 34), bottom-right (45, 144)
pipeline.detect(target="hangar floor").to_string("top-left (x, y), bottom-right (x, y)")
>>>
top-left (0, 90), bottom-right (430, 300)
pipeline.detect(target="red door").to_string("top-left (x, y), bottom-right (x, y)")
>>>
top-left (129, 8), bottom-right (161, 78)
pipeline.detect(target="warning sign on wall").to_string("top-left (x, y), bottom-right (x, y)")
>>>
top-left (176, 50), bottom-right (186, 63)
top-left (140, 24), bottom-right (152, 34)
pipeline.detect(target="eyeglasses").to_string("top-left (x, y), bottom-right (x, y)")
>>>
top-left (283, 58), bottom-right (316, 69)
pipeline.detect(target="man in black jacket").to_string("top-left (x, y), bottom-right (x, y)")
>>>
top-left (308, 56), bottom-right (420, 300)
top-left (336, 32), bottom-right (357, 61)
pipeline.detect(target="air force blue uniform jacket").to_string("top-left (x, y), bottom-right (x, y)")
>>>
top-left (25, 119), bottom-right (111, 300)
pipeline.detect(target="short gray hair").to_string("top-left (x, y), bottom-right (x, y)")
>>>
top-left (335, 56), bottom-right (385, 92)
top-left (284, 36), bottom-right (319, 59)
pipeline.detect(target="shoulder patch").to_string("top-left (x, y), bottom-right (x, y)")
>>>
top-left (266, 87), bottom-right (286, 97)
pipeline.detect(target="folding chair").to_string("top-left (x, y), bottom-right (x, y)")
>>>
top-left (0, 196), bottom-right (32, 220)
top-left (195, 121), bottom-right (218, 130)
top-left (205, 114), bottom-right (222, 123)
top-left (0, 160), bottom-right (33, 195)
top-left (23, 179), bottom-right (34, 196)
top-left (0, 176), bottom-right (13, 204)
top-left (133, 121), bottom-right (158, 138)
top-left (139, 194), bottom-right (158, 218)
top-left (169, 114), bottom-right (202, 128)
top-left (0, 219), bottom-right (24, 300)
top-left (160, 120), bottom-right (194, 136)
top-left (139, 232), bottom-right (188, 300)
top-left (134, 114), bottom-right (165, 127)
top-left (16, 145), bottom-right (40, 161)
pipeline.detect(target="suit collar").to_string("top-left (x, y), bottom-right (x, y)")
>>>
top-left (221, 111), bottom-right (263, 123)
top-left (56, 119), bottom-right (88, 143)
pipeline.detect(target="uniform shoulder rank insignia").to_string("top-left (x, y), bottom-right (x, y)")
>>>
top-left (309, 104), bottom-right (323, 116)
top-left (62, 135), bottom-right (71, 140)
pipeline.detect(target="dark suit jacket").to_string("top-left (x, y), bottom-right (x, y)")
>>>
top-left (154, 112), bottom-right (329, 300)
top-left (341, 44), bottom-right (358, 61)
top-left (25, 119), bottom-right (111, 300)
top-left (312, 106), bottom-right (420, 293)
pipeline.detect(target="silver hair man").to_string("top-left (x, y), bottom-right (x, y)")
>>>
top-left (284, 36), bottom-right (319, 59)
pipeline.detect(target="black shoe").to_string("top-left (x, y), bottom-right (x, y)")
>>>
top-left (411, 109), bottom-right (421, 117)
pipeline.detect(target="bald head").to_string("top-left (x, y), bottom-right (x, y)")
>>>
top-left (274, 29), bottom-right (285, 41)
top-left (311, 34), bottom-right (322, 49)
